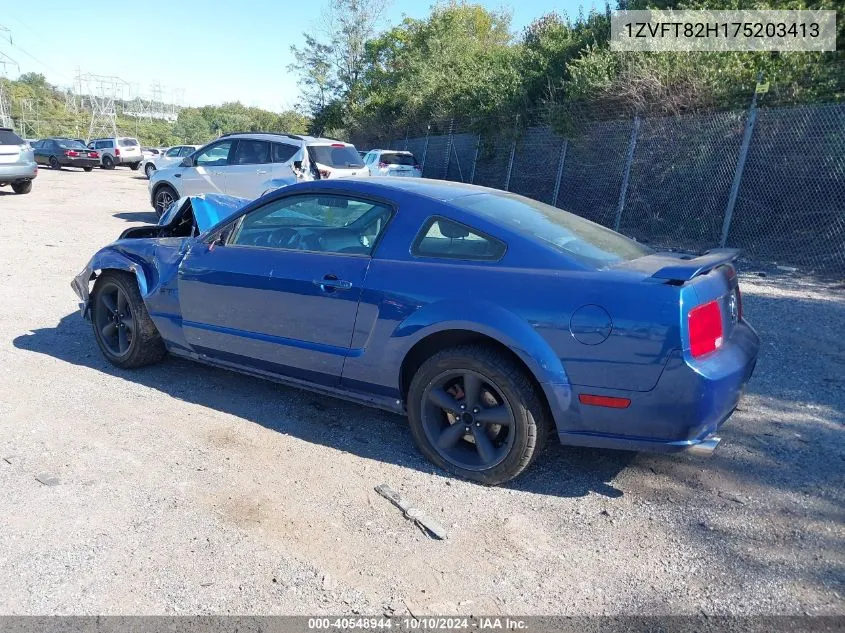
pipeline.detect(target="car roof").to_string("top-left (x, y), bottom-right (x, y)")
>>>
top-left (218, 132), bottom-right (350, 146)
top-left (305, 177), bottom-right (504, 208)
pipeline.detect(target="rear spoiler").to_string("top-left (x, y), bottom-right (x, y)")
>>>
top-left (651, 249), bottom-right (741, 282)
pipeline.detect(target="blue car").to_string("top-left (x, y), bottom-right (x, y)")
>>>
top-left (72, 179), bottom-right (759, 484)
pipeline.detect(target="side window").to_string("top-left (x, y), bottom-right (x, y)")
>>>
top-left (195, 141), bottom-right (234, 167)
top-left (179, 146), bottom-right (195, 157)
top-left (33, 140), bottom-right (43, 150)
top-left (230, 194), bottom-right (392, 255)
top-left (412, 217), bottom-right (506, 261)
top-left (272, 142), bottom-right (298, 163)
top-left (165, 147), bottom-right (181, 158)
top-left (232, 139), bottom-right (271, 165)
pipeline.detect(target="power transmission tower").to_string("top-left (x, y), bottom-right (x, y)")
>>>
top-left (0, 26), bottom-right (18, 129)
top-left (19, 98), bottom-right (38, 137)
top-left (75, 72), bottom-right (128, 141)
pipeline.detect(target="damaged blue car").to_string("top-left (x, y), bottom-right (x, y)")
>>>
top-left (72, 179), bottom-right (759, 484)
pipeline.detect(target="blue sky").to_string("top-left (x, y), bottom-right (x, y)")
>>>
top-left (0, 0), bottom-right (601, 112)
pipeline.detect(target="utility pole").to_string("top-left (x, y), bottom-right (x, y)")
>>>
top-left (76, 71), bottom-right (128, 141)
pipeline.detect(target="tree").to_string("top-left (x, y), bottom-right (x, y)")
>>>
top-left (289, 34), bottom-right (339, 115)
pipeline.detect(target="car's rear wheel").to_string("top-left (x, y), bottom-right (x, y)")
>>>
top-left (102, 155), bottom-right (115, 170)
top-left (144, 163), bottom-right (156, 179)
top-left (83, 167), bottom-right (93, 172)
top-left (11, 181), bottom-right (32, 194)
top-left (153, 184), bottom-right (177, 218)
top-left (407, 345), bottom-right (550, 485)
top-left (129, 162), bottom-right (140, 171)
top-left (91, 271), bottom-right (167, 369)
top-left (49, 156), bottom-right (61, 170)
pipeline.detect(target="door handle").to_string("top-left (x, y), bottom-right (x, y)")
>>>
top-left (256, 169), bottom-right (269, 175)
top-left (313, 275), bottom-right (352, 291)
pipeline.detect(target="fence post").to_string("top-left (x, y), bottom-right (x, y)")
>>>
top-left (614, 115), bottom-right (641, 232)
top-left (721, 74), bottom-right (762, 248)
top-left (504, 115), bottom-right (518, 191)
top-left (420, 124), bottom-right (431, 175)
top-left (552, 139), bottom-right (568, 208)
top-left (469, 135), bottom-right (480, 184)
top-left (444, 118), bottom-right (454, 180)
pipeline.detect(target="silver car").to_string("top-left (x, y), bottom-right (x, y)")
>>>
top-left (142, 144), bottom-right (200, 179)
top-left (148, 133), bottom-right (368, 215)
top-left (362, 149), bottom-right (423, 178)
top-left (0, 128), bottom-right (37, 194)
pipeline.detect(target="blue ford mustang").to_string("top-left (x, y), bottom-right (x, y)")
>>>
top-left (72, 178), bottom-right (759, 484)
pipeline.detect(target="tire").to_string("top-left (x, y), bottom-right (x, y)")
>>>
top-left (129, 162), bottom-right (141, 171)
top-left (83, 167), bottom-right (93, 172)
top-left (49, 156), bottom-right (61, 170)
top-left (102, 155), bottom-right (115, 170)
top-left (144, 163), bottom-right (156, 179)
top-left (11, 181), bottom-right (32, 194)
top-left (90, 271), bottom-right (167, 369)
top-left (407, 344), bottom-right (550, 485)
top-left (153, 184), bottom-right (178, 218)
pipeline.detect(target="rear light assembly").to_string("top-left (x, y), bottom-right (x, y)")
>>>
top-left (319, 169), bottom-right (331, 178)
top-left (114, 148), bottom-right (120, 156)
top-left (65, 150), bottom-right (80, 157)
top-left (88, 151), bottom-right (99, 158)
top-left (688, 299), bottom-right (724, 358)
top-left (378, 162), bottom-right (388, 168)
top-left (579, 394), bottom-right (631, 409)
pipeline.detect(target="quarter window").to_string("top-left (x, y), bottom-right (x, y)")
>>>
top-left (412, 217), bottom-right (506, 261)
top-left (272, 143), bottom-right (298, 163)
top-left (165, 147), bottom-right (182, 157)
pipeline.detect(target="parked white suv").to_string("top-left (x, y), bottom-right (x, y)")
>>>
top-left (148, 133), bottom-right (367, 215)
top-left (362, 149), bottom-right (422, 178)
top-left (87, 137), bottom-right (144, 170)
top-left (0, 128), bottom-right (37, 194)
top-left (142, 144), bottom-right (200, 179)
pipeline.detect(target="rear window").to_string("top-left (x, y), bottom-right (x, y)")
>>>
top-left (0, 129), bottom-right (24, 145)
top-left (381, 152), bottom-right (418, 166)
top-left (118, 138), bottom-right (139, 147)
top-left (308, 145), bottom-right (364, 169)
top-left (56, 140), bottom-right (87, 150)
top-left (451, 193), bottom-right (651, 268)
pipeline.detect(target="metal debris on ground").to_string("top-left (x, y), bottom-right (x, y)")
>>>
top-left (374, 483), bottom-right (448, 540)
top-left (35, 473), bottom-right (60, 487)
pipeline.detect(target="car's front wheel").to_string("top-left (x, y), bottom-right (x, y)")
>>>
top-left (11, 181), bottom-right (32, 194)
top-left (153, 184), bottom-right (178, 218)
top-left (407, 345), bottom-right (550, 485)
top-left (90, 271), bottom-right (167, 369)
top-left (144, 163), bottom-right (156, 179)
top-left (83, 167), bottom-right (93, 172)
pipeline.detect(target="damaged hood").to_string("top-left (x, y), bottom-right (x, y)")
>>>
top-left (159, 193), bottom-right (248, 233)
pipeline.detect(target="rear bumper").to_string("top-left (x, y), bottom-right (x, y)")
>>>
top-left (115, 154), bottom-right (142, 164)
top-left (63, 158), bottom-right (100, 168)
top-left (0, 162), bottom-right (37, 182)
top-left (554, 321), bottom-right (760, 454)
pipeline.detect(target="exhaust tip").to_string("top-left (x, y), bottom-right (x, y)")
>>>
top-left (688, 436), bottom-right (721, 456)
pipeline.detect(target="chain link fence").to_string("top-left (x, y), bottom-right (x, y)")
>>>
top-left (351, 88), bottom-right (845, 276)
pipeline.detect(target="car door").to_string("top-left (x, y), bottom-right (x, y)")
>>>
top-left (176, 192), bottom-right (394, 385)
top-left (32, 141), bottom-right (46, 164)
top-left (158, 145), bottom-right (183, 168)
top-left (178, 139), bottom-right (234, 196)
top-left (225, 139), bottom-right (273, 199)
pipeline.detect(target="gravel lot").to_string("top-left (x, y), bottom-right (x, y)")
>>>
top-left (0, 168), bottom-right (843, 616)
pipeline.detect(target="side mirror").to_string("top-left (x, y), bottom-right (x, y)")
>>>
top-left (207, 229), bottom-right (230, 251)
top-left (180, 156), bottom-right (194, 168)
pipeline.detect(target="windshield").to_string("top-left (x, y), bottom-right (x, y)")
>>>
top-left (308, 145), bottom-right (365, 168)
top-left (451, 192), bottom-right (651, 268)
top-left (56, 140), bottom-right (87, 149)
top-left (118, 138), bottom-right (139, 147)
top-left (0, 129), bottom-right (24, 145)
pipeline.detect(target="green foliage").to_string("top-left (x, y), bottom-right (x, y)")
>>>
top-left (1, 73), bottom-right (308, 146)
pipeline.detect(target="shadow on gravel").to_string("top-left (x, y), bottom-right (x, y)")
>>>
top-left (113, 211), bottom-right (158, 223)
top-left (13, 312), bottom-right (630, 499)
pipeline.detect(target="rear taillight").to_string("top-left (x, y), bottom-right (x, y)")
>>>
top-left (114, 148), bottom-right (120, 156)
top-left (578, 394), bottom-right (631, 409)
top-left (65, 150), bottom-right (79, 157)
top-left (378, 162), bottom-right (388, 168)
top-left (688, 300), bottom-right (723, 358)
top-left (319, 169), bottom-right (331, 178)
top-left (88, 151), bottom-right (99, 158)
